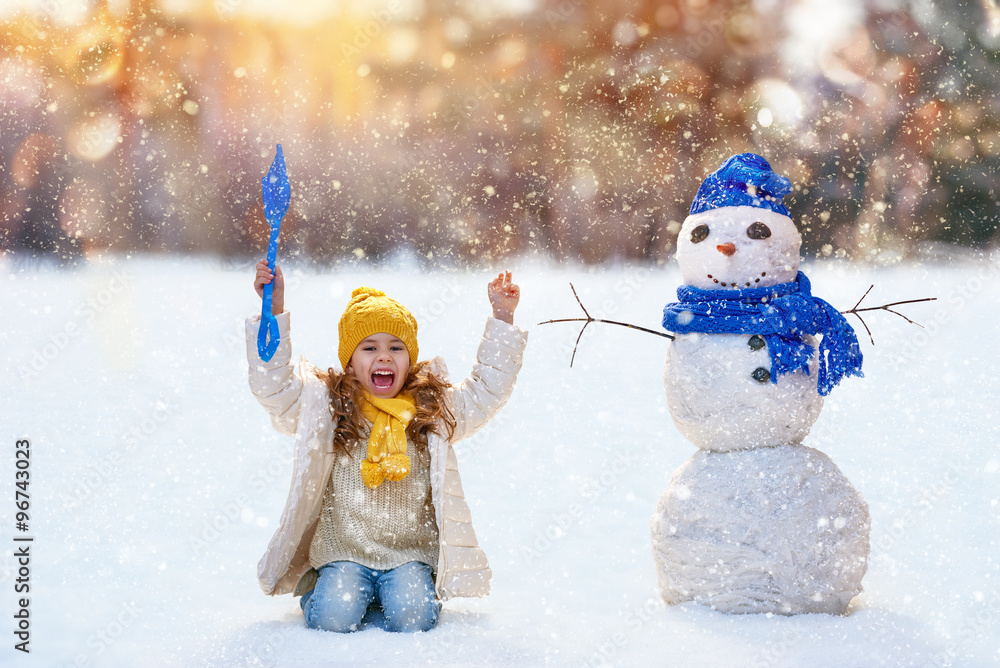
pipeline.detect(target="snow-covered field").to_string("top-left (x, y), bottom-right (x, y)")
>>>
top-left (2, 250), bottom-right (999, 668)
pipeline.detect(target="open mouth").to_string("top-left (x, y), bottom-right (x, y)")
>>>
top-left (371, 369), bottom-right (395, 391)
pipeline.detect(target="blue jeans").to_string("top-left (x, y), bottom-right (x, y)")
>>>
top-left (300, 561), bottom-right (440, 633)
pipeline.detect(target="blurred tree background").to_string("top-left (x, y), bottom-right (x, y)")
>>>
top-left (1, 0), bottom-right (998, 266)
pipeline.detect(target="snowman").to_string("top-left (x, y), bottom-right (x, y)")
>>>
top-left (649, 153), bottom-right (870, 615)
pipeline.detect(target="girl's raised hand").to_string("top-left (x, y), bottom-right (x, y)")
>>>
top-left (488, 271), bottom-right (520, 325)
top-left (254, 259), bottom-right (285, 315)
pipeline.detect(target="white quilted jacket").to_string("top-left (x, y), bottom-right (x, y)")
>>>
top-left (246, 311), bottom-right (528, 600)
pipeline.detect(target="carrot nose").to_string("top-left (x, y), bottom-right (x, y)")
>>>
top-left (717, 243), bottom-right (736, 256)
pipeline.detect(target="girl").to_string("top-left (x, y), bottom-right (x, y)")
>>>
top-left (247, 261), bottom-right (526, 633)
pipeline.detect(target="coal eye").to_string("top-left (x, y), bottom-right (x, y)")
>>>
top-left (752, 367), bottom-right (771, 383)
top-left (690, 224), bottom-right (709, 244)
top-left (747, 222), bottom-right (771, 240)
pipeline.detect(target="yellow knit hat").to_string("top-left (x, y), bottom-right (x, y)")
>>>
top-left (338, 287), bottom-right (419, 370)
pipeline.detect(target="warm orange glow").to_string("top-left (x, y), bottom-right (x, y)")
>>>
top-left (59, 16), bottom-right (126, 85)
top-left (1, 0), bottom-right (997, 261)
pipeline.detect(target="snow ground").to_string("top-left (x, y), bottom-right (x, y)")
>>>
top-left (2, 251), bottom-right (999, 668)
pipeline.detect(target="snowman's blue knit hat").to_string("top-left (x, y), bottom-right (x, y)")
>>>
top-left (689, 153), bottom-right (793, 217)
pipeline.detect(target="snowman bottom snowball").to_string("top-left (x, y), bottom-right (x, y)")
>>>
top-left (650, 444), bottom-right (870, 615)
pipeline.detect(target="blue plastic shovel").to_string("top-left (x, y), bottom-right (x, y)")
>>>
top-left (257, 144), bottom-right (290, 362)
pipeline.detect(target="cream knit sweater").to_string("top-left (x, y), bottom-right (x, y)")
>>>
top-left (308, 435), bottom-right (439, 572)
top-left (249, 313), bottom-right (528, 599)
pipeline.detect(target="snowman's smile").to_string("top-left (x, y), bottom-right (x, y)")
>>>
top-left (706, 271), bottom-right (768, 289)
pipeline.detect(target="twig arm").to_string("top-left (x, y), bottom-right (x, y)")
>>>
top-left (537, 316), bottom-right (674, 340)
top-left (840, 287), bottom-right (937, 345)
top-left (570, 282), bottom-right (591, 320)
top-left (538, 282), bottom-right (674, 366)
top-left (847, 297), bottom-right (938, 314)
top-left (850, 284), bottom-right (874, 312)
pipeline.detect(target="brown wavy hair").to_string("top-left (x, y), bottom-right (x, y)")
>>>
top-left (316, 361), bottom-right (456, 456)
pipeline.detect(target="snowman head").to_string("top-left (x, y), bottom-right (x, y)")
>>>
top-left (677, 154), bottom-right (801, 290)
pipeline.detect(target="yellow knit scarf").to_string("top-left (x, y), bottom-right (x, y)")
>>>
top-left (359, 391), bottom-right (416, 489)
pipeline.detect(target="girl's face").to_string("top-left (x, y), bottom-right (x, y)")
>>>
top-left (347, 332), bottom-right (411, 398)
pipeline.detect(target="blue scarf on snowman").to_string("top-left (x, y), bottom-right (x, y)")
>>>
top-left (661, 272), bottom-right (863, 396)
